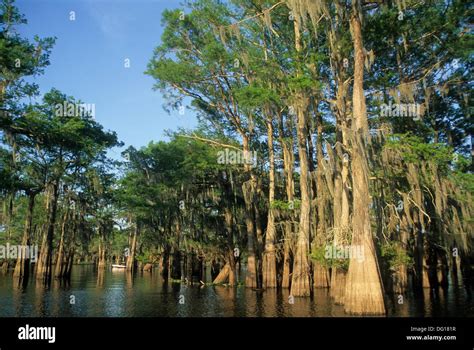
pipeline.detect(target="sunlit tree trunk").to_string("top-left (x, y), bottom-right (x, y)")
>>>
top-left (225, 206), bottom-right (237, 286)
top-left (126, 222), bottom-right (139, 272)
top-left (279, 112), bottom-right (295, 289)
top-left (54, 207), bottom-right (69, 278)
top-left (290, 15), bottom-right (312, 297)
top-left (263, 117), bottom-right (277, 288)
top-left (344, 11), bottom-right (385, 315)
top-left (242, 135), bottom-right (258, 288)
top-left (36, 181), bottom-right (59, 283)
top-left (1, 192), bottom-right (14, 272)
top-left (314, 114), bottom-right (330, 288)
top-left (97, 225), bottom-right (107, 271)
top-left (13, 192), bottom-right (36, 279)
top-left (213, 204), bottom-right (237, 285)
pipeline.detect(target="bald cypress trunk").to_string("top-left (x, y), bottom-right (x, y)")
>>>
top-left (344, 13), bottom-right (385, 315)
top-left (126, 223), bottom-right (138, 272)
top-left (13, 192), bottom-right (36, 279)
top-left (314, 113), bottom-right (330, 288)
top-left (36, 181), bottom-right (59, 283)
top-left (327, 0), bottom-right (352, 305)
top-left (263, 118), bottom-right (277, 288)
top-left (279, 112), bottom-right (295, 289)
top-left (243, 177), bottom-right (258, 288)
top-left (291, 98), bottom-right (312, 296)
top-left (225, 206), bottom-right (236, 286)
top-left (242, 135), bottom-right (258, 288)
top-left (290, 15), bottom-right (312, 297)
top-left (97, 226), bottom-right (107, 271)
top-left (54, 208), bottom-right (68, 278)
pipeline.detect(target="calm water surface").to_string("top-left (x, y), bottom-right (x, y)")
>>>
top-left (0, 265), bottom-right (472, 317)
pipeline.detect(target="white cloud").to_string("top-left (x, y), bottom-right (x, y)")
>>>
top-left (88, 3), bottom-right (135, 40)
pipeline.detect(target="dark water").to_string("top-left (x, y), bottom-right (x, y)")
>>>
top-left (0, 265), bottom-right (472, 317)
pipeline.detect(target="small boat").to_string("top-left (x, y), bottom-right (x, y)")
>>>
top-left (112, 264), bottom-right (126, 269)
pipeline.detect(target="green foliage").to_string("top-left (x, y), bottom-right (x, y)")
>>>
top-left (451, 171), bottom-right (474, 201)
top-left (380, 242), bottom-right (414, 271)
top-left (310, 245), bottom-right (349, 271)
top-left (270, 199), bottom-right (300, 211)
top-left (287, 75), bottom-right (321, 92)
top-left (0, 0), bottom-right (55, 106)
top-left (147, 58), bottom-right (203, 87)
top-left (386, 134), bottom-right (453, 172)
top-left (234, 85), bottom-right (280, 109)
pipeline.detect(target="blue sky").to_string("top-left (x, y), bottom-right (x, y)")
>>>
top-left (16, 0), bottom-right (196, 158)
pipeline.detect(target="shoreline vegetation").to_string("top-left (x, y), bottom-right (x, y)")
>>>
top-left (0, 0), bottom-right (472, 317)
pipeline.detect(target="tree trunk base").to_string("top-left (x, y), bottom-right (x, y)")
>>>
top-left (330, 268), bottom-right (347, 305)
top-left (313, 263), bottom-right (330, 288)
top-left (245, 255), bottom-right (258, 288)
top-left (262, 250), bottom-right (277, 288)
top-left (213, 263), bottom-right (230, 284)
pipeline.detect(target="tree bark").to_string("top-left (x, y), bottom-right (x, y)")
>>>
top-left (13, 192), bottom-right (36, 279)
top-left (126, 222), bottom-right (139, 272)
top-left (242, 135), bottom-right (258, 288)
top-left (278, 111), bottom-right (295, 289)
top-left (263, 118), bottom-right (277, 288)
top-left (224, 206), bottom-right (237, 286)
top-left (54, 208), bottom-right (69, 278)
top-left (314, 113), bottom-right (330, 288)
top-left (36, 181), bottom-right (59, 283)
top-left (290, 15), bottom-right (312, 297)
top-left (213, 263), bottom-right (230, 284)
top-left (344, 13), bottom-right (386, 315)
top-left (97, 226), bottom-right (107, 271)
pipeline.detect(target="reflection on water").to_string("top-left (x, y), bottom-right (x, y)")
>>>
top-left (0, 265), bottom-right (472, 317)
